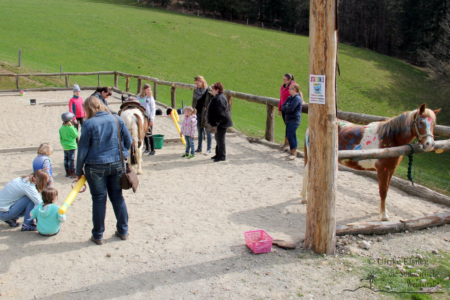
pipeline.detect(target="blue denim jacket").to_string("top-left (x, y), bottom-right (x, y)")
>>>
top-left (76, 111), bottom-right (132, 176)
top-left (281, 94), bottom-right (302, 125)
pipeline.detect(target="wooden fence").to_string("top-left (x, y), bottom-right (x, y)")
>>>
top-left (1, 71), bottom-right (449, 150)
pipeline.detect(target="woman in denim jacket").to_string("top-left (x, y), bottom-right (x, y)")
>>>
top-left (76, 96), bottom-right (132, 245)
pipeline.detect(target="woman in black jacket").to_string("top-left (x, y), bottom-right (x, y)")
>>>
top-left (206, 82), bottom-right (233, 162)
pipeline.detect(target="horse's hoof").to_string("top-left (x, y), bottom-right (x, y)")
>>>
top-left (137, 171), bottom-right (142, 175)
top-left (380, 214), bottom-right (390, 221)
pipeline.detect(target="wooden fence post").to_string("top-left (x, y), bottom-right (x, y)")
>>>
top-left (15, 75), bottom-right (19, 90)
top-left (265, 104), bottom-right (275, 142)
top-left (226, 94), bottom-right (233, 113)
top-left (114, 73), bottom-right (118, 88)
top-left (18, 50), bottom-right (21, 67)
top-left (98, 74), bottom-right (101, 87)
top-left (126, 77), bottom-right (130, 92)
top-left (65, 75), bottom-right (69, 88)
top-left (60, 66), bottom-right (62, 79)
top-left (153, 82), bottom-right (157, 100)
top-left (171, 85), bottom-right (176, 108)
top-left (137, 78), bottom-right (142, 94)
top-left (304, 0), bottom-right (338, 255)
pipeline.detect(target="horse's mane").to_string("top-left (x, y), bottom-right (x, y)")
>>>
top-left (377, 108), bottom-right (436, 140)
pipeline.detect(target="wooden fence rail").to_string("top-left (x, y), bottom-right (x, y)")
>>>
top-left (1, 71), bottom-right (449, 141)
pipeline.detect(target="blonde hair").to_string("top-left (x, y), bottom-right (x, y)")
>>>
top-left (37, 143), bottom-right (53, 156)
top-left (42, 187), bottom-right (58, 206)
top-left (194, 75), bottom-right (207, 89)
top-left (140, 83), bottom-right (152, 98)
top-left (184, 106), bottom-right (197, 115)
top-left (84, 96), bottom-right (109, 119)
top-left (290, 83), bottom-right (304, 101)
top-left (22, 170), bottom-right (48, 192)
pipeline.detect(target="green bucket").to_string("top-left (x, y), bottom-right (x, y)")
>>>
top-left (153, 134), bottom-right (164, 149)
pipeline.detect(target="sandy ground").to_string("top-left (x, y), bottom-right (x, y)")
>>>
top-left (0, 91), bottom-right (449, 300)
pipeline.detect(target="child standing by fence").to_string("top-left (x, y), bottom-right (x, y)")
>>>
top-left (180, 107), bottom-right (197, 159)
top-left (30, 187), bottom-right (66, 236)
top-left (59, 112), bottom-right (79, 178)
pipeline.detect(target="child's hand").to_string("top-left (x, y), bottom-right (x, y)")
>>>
top-left (179, 133), bottom-right (182, 137)
top-left (190, 136), bottom-right (194, 139)
top-left (73, 119), bottom-right (78, 125)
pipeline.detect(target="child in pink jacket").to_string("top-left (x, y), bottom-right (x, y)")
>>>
top-left (68, 84), bottom-right (86, 142)
top-left (180, 107), bottom-right (197, 159)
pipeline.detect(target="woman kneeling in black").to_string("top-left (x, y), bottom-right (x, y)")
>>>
top-left (206, 82), bottom-right (233, 162)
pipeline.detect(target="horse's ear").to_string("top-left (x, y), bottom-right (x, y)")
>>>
top-left (433, 108), bottom-right (442, 115)
top-left (419, 103), bottom-right (426, 114)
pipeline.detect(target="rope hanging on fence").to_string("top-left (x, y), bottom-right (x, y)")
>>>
top-left (406, 144), bottom-right (415, 186)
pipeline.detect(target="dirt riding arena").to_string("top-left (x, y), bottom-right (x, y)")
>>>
top-left (0, 90), bottom-right (449, 299)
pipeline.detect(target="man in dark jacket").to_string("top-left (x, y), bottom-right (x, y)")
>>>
top-left (206, 82), bottom-right (233, 162)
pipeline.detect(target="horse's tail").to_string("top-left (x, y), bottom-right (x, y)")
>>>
top-left (133, 113), bottom-right (144, 149)
top-left (121, 111), bottom-right (139, 165)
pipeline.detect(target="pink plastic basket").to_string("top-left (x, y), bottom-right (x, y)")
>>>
top-left (244, 230), bottom-right (273, 254)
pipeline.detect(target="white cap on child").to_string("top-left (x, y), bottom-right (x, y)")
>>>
top-left (73, 84), bottom-right (81, 92)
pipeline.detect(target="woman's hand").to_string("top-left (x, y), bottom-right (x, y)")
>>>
top-left (278, 111), bottom-right (281, 116)
top-left (149, 121), bottom-right (154, 127)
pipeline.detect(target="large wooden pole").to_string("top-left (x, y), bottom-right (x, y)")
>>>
top-left (171, 86), bottom-right (176, 108)
top-left (304, 0), bottom-right (338, 255)
top-left (265, 104), bottom-right (275, 142)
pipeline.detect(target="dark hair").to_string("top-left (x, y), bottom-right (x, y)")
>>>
top-left (284, 73), bottom-right (295, 81)
top-left (96, 87), bottom-right (112, 96)
top-left (42, 187), bottom-right (58, 206)
top-left (211, 82), bottom-right (224, 93)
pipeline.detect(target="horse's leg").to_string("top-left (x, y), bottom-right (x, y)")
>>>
top-left (137, 141), bottom-right (142, 174)
top-left (301, 143), bottom-right (308, 203)
top-left (376, 168), bottom-right (391, 221)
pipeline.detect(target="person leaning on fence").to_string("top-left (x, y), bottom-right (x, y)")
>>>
top-left (192, 75), bottom-right (213, 154)
top-left (278, 73), bottom-right (295, 151)
top-left (76, 96), bottom-right (132, 245)
top-left (137, 83), bottom-right (156, 155)
top-left (32, 143), bottom-right (54, 187)
top-left (91, 87), bottom-right (116, 114)
top-left (281, 83), bottom-right (303, 160)
top-left (206, 82), bottom-right (233, 162)
top-left (0, 170), bottom-right (48, 231)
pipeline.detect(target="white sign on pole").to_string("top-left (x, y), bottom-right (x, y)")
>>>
top-left (309, 75), bottom-right (326, 105)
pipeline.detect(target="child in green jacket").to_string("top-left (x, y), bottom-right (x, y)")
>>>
top-left (31, 188), bottom-right (66, 236)
top-left (59, 112), bottom-right (79, 178)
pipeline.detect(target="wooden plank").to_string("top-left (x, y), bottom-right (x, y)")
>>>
top-left (339, 140), bottom-right (450, 161)
top-left (137, 78), bottom-right (142, 95)
top-left (226, 95), bottom-right (233, 113)
top-left (126, 77), bottom-right (130, 92)
top-left (0, 71), bottom-right (116, 77)
top-left (265, 104), bottom-right (275, 142)
top-left (304, 0), bottom-right (338, 255)
top-left (224, 90), bottom-right (279, 107)
top-left (0, 146), bottom-right (38, 154)
top-left (0, 86), bottom-right (99, 93)
top-left (15, 75), bottom-right (19, 89)
top-left (114, 73), bottom-right (118, 88)
top-left (65, 75), bottom-right (69, 88)
top-left (43, 101), bottom-right (122, 107)
top-left (153, 82), bottom-right (157, 101)
top-left (171, 86), bottom-right (176, 108)
top-left (98, 74), bottom-right (101, 87)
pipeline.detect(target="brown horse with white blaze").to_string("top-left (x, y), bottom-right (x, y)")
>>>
top-left (301, 104), bottom-right (441, 221)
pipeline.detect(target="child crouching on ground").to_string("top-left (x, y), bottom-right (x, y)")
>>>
top-left (30, 188), bottom-right (66, 236)
top-left (59, 112), bottom-right (79, 178)
top-left (180, 107), bottom-right (197, 159)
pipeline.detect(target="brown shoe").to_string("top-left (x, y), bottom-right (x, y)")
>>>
top-left (287, 149), bottom-right (297, 160)
top-left (115, 231), bottom-right (128, 240)
top-left (91, 236), bottom-right (103, 245)
top-left (69, 170), bottom-right (77, 179)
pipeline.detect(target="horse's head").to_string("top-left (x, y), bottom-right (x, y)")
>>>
top-left (412, 103), bottom-right (441, 152)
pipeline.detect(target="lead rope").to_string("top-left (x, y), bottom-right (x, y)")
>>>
top-left (406, 144), bottom-right (415, 186)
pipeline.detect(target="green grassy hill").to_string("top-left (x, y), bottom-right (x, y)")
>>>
top-left (0, 0), bottom-right (448, 194)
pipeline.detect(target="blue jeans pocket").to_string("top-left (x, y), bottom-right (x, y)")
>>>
top-left (90, 168), bottom-right (105, 181)
top-left (116, 167), bottom-right (123, 177)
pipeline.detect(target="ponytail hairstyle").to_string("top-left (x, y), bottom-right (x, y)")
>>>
top-left (184, 106), bottom-right (197, 115)
top-left (284, 73), bottom-right (295, 82)
top-left (140, 83), bottom-right (152, 98)
top-left (96, 87), bottom-right (112, 97)
top-left (290, 83), bottom-right (304, 101)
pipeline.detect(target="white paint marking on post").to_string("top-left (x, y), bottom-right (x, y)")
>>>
top-left (309, 75), bottom-right (326, 105)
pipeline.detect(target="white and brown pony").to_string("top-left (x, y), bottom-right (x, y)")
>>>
top-left (119, 100), bottom-right (149, 175)
top-left (301, 104), bottom-right (441, 221)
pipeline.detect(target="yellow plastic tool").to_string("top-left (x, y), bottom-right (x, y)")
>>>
top-left (171, 110), bottom-right (186, 145)
top-left (58, 176), bottom-right (87, 215)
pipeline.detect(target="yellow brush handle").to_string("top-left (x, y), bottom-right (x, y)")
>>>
top-left (58, 176), bottom-right (87, 215)
top-left (171, 111), bottom-right (186, 145)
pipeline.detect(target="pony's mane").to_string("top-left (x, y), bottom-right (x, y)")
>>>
top-left (377, 108), bottom-right (436, 139)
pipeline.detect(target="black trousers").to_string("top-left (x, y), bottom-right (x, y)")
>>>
top-left (144, 126), bottom-right (155, 151)
top-left (75, 117), bottom-right (84, 143)
top-left (214, 127), bottom-right (227, 160)
top-left (281, 111), bottom-right (287, 137)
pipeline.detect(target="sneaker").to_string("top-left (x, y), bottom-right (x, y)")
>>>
top-left (21, 224), bottom-right (37, 231)
top-left (286, 154), bottom-right (296, 160)
top-left (206, 149), bottom-right (211, 154)
top-left (181, 153), bottom-right (189, 158)
top-left (90, 236), bottom-right (103, 245)
top-left (188, 154), bottom-right (195, 159)
top-left (149, 151), bottom-right (156, 155)
top-left (143, 150), bottom-right (150, 154)
top-left (195, 149), bottom-right (202, 153)
top-left (115, 231), bottom-right (128, 240)
top-left (4, 219), bottom-right (20, 228)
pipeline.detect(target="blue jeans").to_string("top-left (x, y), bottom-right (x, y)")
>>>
top-left (0, 196), bottom-right (35, 225)
top-left (286, 122), bottom-right (300, 150)
top-left (197, 114), bottom-right (212, 151)
top-left (185, 136), bottom-right (195, 155)
top-left (64, 149), bottom-right (76, 170)
top-left (85, 161), bottom-right (128, 240)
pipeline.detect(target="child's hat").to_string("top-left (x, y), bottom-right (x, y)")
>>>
top-left (73, 84), bottom-right (81, 92)
top-left (61, 112), bottom-right (75, 122)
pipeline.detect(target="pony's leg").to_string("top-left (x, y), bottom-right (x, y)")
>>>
top-left (376, 169), bottom-right (391, 221)
top-left (301, 162), bottom-right (308, 203)
top-left (137, 142), bottom-right (142, 174)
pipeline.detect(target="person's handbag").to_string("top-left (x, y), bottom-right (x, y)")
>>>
top-left (114, 115), bottom-right (139, 193)
top-left (205, 123), bottom-right (218, 134)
